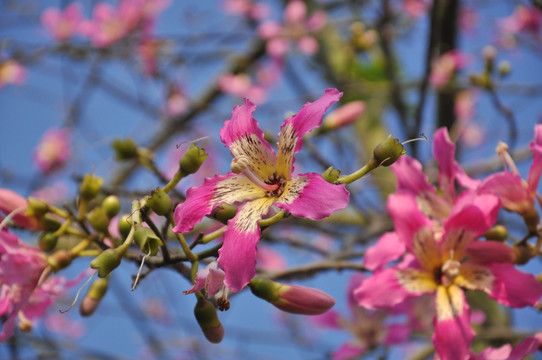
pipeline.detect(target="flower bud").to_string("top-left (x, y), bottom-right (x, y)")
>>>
top-left (482, 45), bottom-right (497, 73)
top-left (47, 249), bottom-right (73, 272)
top-left (372, 135), bottom-right (406, 167)
top-left (322, 166), bottom-right (341, 183)
top-left (498, 60), bottom-right (511, 77)
top-left (212, 204), bottom-right (238, 224)
top-left (249, 277), bottom-right (335, 315)
top-left (80, 277), bottom-right (109, 316)
top-left (87, 207), bottom-right (110, 233)
top-left (80, 174), bottom-right (103, 201)
top-left (147, 187), bottom-right (172, 216)
top-left (194, 298), bottom-right (224, 343)
top-left (484, 224), bottom-right (508, 242)
top-left (42, 214), bottom-right (61, 232)
top-left (90, 248), bottom-right (122, 278)
top-left (26, 197), bottom-right (49, 217)
top-left (513, 245), bottom-right (533, 265)
top-left (322, 101), bottom-right (366, 130)
top-left (522, 207), bottom-right (540, 233)
top-left (180, 144), bottom-right (208, 175)
top-left (102, 195), bottom-right (120, 218)
top-left (0, 188), bottom-right (41, 229)
top-left (39, 232), bottom-right (58, 251)
top-left (112, 138), bottom-right (138, 160)
top-left (118, 214), bottom-right (132, 239)
top-left (134, 227), bottom-right (163, 256)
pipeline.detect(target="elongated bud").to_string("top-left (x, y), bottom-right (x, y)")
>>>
top-left (27, 197), bottom-right (49, 217)
top-left (134, 227), bottom-right (163, 256)
top-left (194, 297), bottom-right (224, 343)
top-left (118, 214), bottom-right (132, 239)
top-left (322, 101), bottom-right (366, 130)
top-left (249, 277), bottom-right (335, 315)
top-left (147, 187), bottom-right (172, 216)
top-left (112, 138), bottom-right (138, 160)
top-left (513, 244), bottom-right (532, 265)
top-left (102, 195), bottom-right (120, 218)
top-left (90, 249), bottom-right (122, 278)
top-left (80, 277), bottom-right (109, 316)
top-left (87, 207), bottom-right (110, 233)
top-left (80, 174), bottom-right (103, 201)
top-left (322, 166), bottom-right (341, 183)
top-left (180, 144), bottom-right (208, 175)
top-left (372, 135), bottom-right (406, 167)
top-left (482, 45), bottom-right (497, 73)
top-left (484, 224), bottom-right (508, 242)
top-left (39, 232), bottom-right (58, 251)
top-left (47, 249), bottom-right (73, 272)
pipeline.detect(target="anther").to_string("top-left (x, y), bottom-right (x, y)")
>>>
top-left (231, 155), bottom-right (279, 192)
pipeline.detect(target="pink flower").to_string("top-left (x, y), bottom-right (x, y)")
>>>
top-left (219, 62), bottom-right (281, 104)
top-left (403, 0), bottom-right (431, 18)
top-left (223, 0), bottom-right (270, 20)
top-left (470, 336), bottom-right (540, 360)
top-left (257, 0), bottom-right (326, 58)
top-left (34, 128), bottom-right (70, 174)
top-left (0, 189), bottom-right (42, 230)
top-left (163, 84), bottom-right (189, 117)
top-left (430, 50), bottom-right (469, 89)
top-left (0, 60), bottom-right (26, 88)
top-left (322, 101), bottom-right (366, 130)
top-left (183, 262), bottom-right (226, 298)
top-left (255, 245), bottom-right (286, 271)
top-left (41, 3), bottom-right (83, 42)
top-left (499, 5), bottom-right (541, 36)
top-left (173, 88), bottom-right (349, 291)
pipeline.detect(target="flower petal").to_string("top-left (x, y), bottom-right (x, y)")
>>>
top-left (219, 98), bottom-right (277, 181)
top-left (218, 197), bottom-right (275, 291)
top-left (465, 241), bottom-right (515, 264)
top-left (364, 232), bottom-right (406, 271)
top-left (455, 262), bottom-right (494, 292)
top-left (527, 124), bottom-right (542, 193)
top-left (392, 156), bottom-right (435, 195)
top-left (383, 323), bottom-right (411, 345)
top-left (433, 127), bottom-right (457, 200)
top-left (332, 343), bottom-right (366, 360)
top-left (412, 227), bottom-right (442, 272)
top-left (275, 88), bottom-right (342, 178)
top-left (172, 173), bottom-right (265, 233)
top-left (433, 285), bottom-right (475, 360)
top-left (274, 173), bottom-right (349, 220)
top-left (479, 172), bottom-right (532, 214)
top-left (508, 336), bottom-right (540, 360)
top-left (488, 263), bottom-right (542, 308)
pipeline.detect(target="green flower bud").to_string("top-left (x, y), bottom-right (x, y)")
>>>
top-left (26, 197), bottom-right (49, 217)
top-left (39, 233), bottom-right (58, 251)
top-left (322, 166), bottom-right (341, 183)
top-left (90, 249), bottom-right (122, 278)
top-left (147, 187), bottom-right (172, 216)
top-left (180, 144), bottom-right (208, 175)
top-left (194, 298), bottom-right (224, 344)
top-left (212, 204), bottom-right (238, 225)
top-left (484, 224), bottom-right (508, 242)
top-left (112, 138), bottom-right (138, 160)
top-left (87, 207), bottom-right (110, 233)
top-left (80, 174), bottom-right (103, 201)
top-left (372, 135), bottom-right (406, 167)
top-left (498, 60), bottom-right (511, 77)
top-left (118, 214), bottom-right (132, 239)
top-left (522, 207), bottom-right (540, 233)
top-left (80, 278), bottom-right (109, 317)
top-left (249, 277), bottom-right (281, 302)
top-left (47, 249), bottom-right (73, 272)
top-left (102, 195), bottom-right (120, 218)
top-left (42, 214), bottom-right (61, 232)
top-left (134, 227), bottom-right (163, 256)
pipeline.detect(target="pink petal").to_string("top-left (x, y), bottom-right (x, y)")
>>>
top-left (310, 310), bottom-right (342, 329)
top-left (527, 124), bottom-right (542, 193)
top-left (354, 268), bottom-right (412, 310)
top-left (266, 37), bottom-right (289, 58)
top-left (206, 267), bottom-right (226, 297)
top-left (466, 241), bottom-right (515, 264)
top-left (297, 36), bottom-right (318, 54)
top-left (284, 0), bottom-right (306, 24)
top-left (488, 263), bottom-right (542, 308)
top-left (172, 173), bottom-right (264, 234)
top-left (479, 172), bottom-right (532, 213)
top-left (433, 127), bottom-right (457, 200)
top-left (392, 156), bottom-right (435, 195)
top-left (387, 192), bottom-right (432, 251)
top-left (383, 323), bottom-right (411, 345)
top-left (364, 232), bottom-right (406, 271)
top-left (508, 336), bottom-right (540, 360)
top-left (332, 343), bottom-right (366, 360)
top-left (274, 173), bottom-right (349, 220)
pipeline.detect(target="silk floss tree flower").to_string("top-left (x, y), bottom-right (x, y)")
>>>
top-left (173, 88), bottom-right (349, 291)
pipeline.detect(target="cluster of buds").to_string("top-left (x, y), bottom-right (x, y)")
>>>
top-left (469, 46), bottom-right (511, 90)
top-left (349, 22), bottom-right (378, 51)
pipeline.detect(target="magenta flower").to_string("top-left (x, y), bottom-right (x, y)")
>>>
top-left (0, 60), bottom-right (26, 88)
top-left (469, 336), bottom-right (540, 360)
top-left (173, 88), bottom-right (349, 291)
top-left (41, 2), bottom-right (83, 42)
top-left (402, 0), bottom-right (431, 18)
top-left (430, 50), bottom-right (469, 89)
top-left (183, 262), bottom-right (226, 298)
top-left (34, 127), bottom-right (71, 174)
top-left (322, 101), bottom-right (366, 130)
top-left (222, 0), bottom-right (270, 20)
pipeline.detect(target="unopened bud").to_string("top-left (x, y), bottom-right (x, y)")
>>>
top-left (212, 204), bottom-right (238, 224)
top-left (47, 249), bottom-right (73, 272)
top-left (90, 249), bottom-right (122, 278)
top-left (372, 135), bottom-right (406, 167)
top-left (147, 187), bottom-right (172, 216)
top-left (322, 166), bottom-right (341, 183)
top-left (39, 233), bottom-right (58, 251)
top-left (112, 138), bottom-right (138, 160)
top-left (513, 245), bottom-right (533, 265)
top-left (80, 174), bottom-right (103, 201)
top-left (249, 277), bottom-right (335, 315)
top-left (482, 45), bottom-right (497, 73)
top-left (0, 189), bottom-right (41, 229)
top-left (80, 278), bottom-right (109, 316)
top-left (484, 224), bottom-right (508, 242)
top-left (42, 214), bottom-right (61, 232)
top-left (102, 195), bottom-right (120, 218)
top-left (26, 197), bottom-right (49, 217)
top-left (498, 60), bottom-right (511, 77)
top-left (180, 144), bottom-right (208, 175)
top-left (522, 207), bottom-right (540, 233)
top-left (194, 298), bottom-right (224, 343)
top-left (323, 101), bottom-right (366, 130)
top-left (87, 207), bottom-right (110, 233)
top-left (118, 214), bottom-right (132, 239)
top-left (134, 227), bottom-right (163, 256)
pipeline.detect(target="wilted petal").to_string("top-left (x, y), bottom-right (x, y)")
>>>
top-left (364, 232), bottom-right (405, 271)
top-left (275, 88), bottom-right (342, 178)
top-left (172, 173), bottom-right (265, 233)
top-left (218, 197), bottom-right (275, 291)
top-left (488, 263), bottom-right (542, 308)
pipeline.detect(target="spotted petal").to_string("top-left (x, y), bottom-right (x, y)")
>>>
top-left (220, 98), bottom-right (277, 181)
top-left (172, 173), bottom-right (265, 234)
top-left (218, 197), bottom-right (275, 292)
top-left (274, 173), bottom-right (349, 220)
top-left (275, 88), bottom-right (342, 178)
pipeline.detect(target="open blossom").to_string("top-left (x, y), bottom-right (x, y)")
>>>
top-left (173, 88), bottom-right (349, 291)
top-left (41, 3), bottom-right (83, 42)
top-left (470, 336), bottom-right (540, 360)
top-left (430, 50), bottom-right (469, 89)
top-left (34, 128), bottom-right (71, 174)
top-left (258, 0), bottom-right (326, 58)
top-left (355, 127), bottom-right (542, 360)
top-left (0, 60), bottom-right (26, 88)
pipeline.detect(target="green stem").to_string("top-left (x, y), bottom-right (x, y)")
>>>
top-left (163, 169), bottom-right (185, 194)
top-left (259, 210), bottom-right (285, 227)
top-left (336, 159), bottom-right (378, 184)
top-left (201, 226), bottom-right (226, 244)
top-left (167, 213), bottom-right (198, 262)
